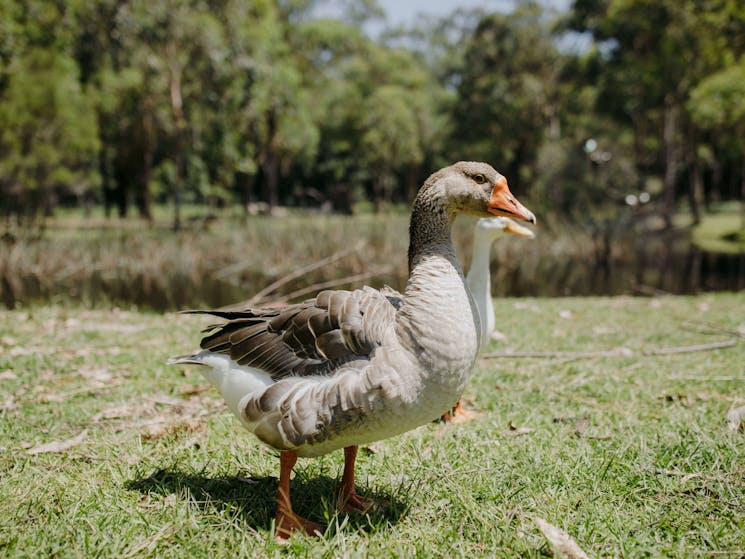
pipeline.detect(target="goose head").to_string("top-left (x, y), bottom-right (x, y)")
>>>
top-left (422, 161), bottom-right (536, 224)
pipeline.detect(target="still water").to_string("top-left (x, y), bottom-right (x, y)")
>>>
top-left (2, 229), bottom-right (744, 311)
top-left (503, 237), bottom-right (745, 297)
top-left (187, 236), bottom-right (745, 310)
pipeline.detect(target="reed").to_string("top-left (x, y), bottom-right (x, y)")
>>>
top-left (1, 210), bottom-right (734, 310)
top-left (1, 213), bottom-right (412, 310)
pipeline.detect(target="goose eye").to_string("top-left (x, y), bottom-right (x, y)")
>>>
top-left (473, 174), bottom-right (486, 184)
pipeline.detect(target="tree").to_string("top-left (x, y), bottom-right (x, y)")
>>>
top-left (689, 61), bottom-right (745, 231)
top-left (115, 0), bottom-right (228, 227)
top-left (360, 85), bottom-right (423, 210)
top-left (213, 0), bottom-right (320, 212)
top-left (0, 48), bottom-right (99, 220)
top-left (289, 15), bottom-right (446, 211)
top-left (449, 4), bottom-right (560, 192)
top-left (564, 0), bottom-right (743, 226)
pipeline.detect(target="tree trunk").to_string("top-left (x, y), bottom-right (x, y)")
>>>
top-left (115, 178), bottom-right (128, 218)
top-left (372, 170), bottom-right (388, 213)
top-left (139, 138), bottom-right (153, 221)
top-left (260, 111), bottom-right (280, 211)
top-left (630, 112), bottom-right (648, 193)
top-left (100, 145), bottom-right (113, 219)
top-left (709, 158), bottom-right (721, 208)
top-left (239, 172), bottom-right (254, 213)
top-left (173, 149), bottom-right (183, 231)
top-left (168, 48), bottom-right (185, 231)
top-left (685, 129), bottom-right (703, 226)
top-left (662, 97), bottom-right (679, 229)
top-left (262, 153), bottom-right (279, 211)
top-left (103, 188), bottom-right (111, 218)
top-left (688, 157), bottom-right (704, 226)
top-left (138, 138), bottom-right (153, 222)
top-left (137, 92), bottom-right (154, 222)
top-left (740, 156), bottom-right (745, 233)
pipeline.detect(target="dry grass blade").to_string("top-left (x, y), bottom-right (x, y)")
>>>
top-left (645, 340), bottom-right (737, 355)
top-left (534, 516), bottom-right (591, 559)
top-left (574, 417), bottom-right (589, 437)
top-left (228, 241), bottom-right (365, 307)
top-left (505, 421), bottom-right (534, 436)
top-left (265, 268), bottom-right (388, 305)
top-left (682, 320), bottom-right (745, 340)
top-left (140, 417), bottom-right (202, 440)
top-left (483, 348), bottom-right (633, 359)
top-left (27, 430), bottom-right (88, 455)
top-left (483, 339), bottom-right (736, 360)
top-left (122, 524), bottom-right (177, 558)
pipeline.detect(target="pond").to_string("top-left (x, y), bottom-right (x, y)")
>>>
top-left (501, 233), bottom-right (745, 297)
top-left (1, 220), bottom-right (743, 311)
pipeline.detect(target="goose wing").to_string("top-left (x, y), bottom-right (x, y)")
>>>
top-left (189, 286), bottom-right (398, 380)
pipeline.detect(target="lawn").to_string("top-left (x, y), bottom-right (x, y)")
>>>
top-left (690, 209), bottom-right (745, 254)
top-left (1, 294), bottom-right (743, 557)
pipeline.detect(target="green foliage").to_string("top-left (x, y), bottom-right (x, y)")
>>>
top-left (562, 0), bottom-right (745, 225)
top-left (450, 4), bottom-right (559, 185)
top-left (689, 61), bottom-right (745, 131)
top-left (0, 48), bottom-right (99, 215)
top-left (0, 0), bottom-right (744, 220)
top-left (692, 210), bottom-right (745, 253)
top-left (361, 86), bottom-right (422, 163)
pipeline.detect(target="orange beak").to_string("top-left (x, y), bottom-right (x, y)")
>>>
top-left (503, 218), bottom-right (536, 239)
top-left (487, 176), bottom-right (536, 224)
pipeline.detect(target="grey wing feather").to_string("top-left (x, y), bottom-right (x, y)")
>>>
top-left (379, 284), bottom-right (404, 310)
top-left (190, 287), bottom-right (397, 380)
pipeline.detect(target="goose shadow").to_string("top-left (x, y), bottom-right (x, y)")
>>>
top-left (125, 466), bottom-right (408, 536)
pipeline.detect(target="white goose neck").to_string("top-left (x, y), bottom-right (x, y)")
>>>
top-left (466, 231), bottom-right (499, 349)
top-left (470, 233), bottom-right (497, 273)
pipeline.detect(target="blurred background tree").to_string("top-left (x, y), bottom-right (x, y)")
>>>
top-left (0, 48), bottom-right (99, 221)
top-left (0, 0), bottom-right (744, 232)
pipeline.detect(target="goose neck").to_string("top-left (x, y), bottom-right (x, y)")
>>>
top-left (407, 196), bottom-right (456, 273)
top-left (470, 234), bottom-right (495, 274)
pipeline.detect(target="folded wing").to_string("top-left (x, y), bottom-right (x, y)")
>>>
top-left (189, 286), bottom-right (398, 380)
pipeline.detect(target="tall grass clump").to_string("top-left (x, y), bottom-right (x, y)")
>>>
top-left (2, 210), bottom-right (740, 310)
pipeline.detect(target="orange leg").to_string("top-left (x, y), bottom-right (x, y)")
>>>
top-left (440, 399), bottom-right (481, 423)
top-left (336, 445), bottom-right (387, 514)
top-left (440, 399), bottom-right (463, 422)
top-left (275, 450), bottom-right (323, 540)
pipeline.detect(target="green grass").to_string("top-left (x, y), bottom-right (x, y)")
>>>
top-left (691, 210), bottom-right (745, 254)
top-left (1, 294), bottom-right (744, 557)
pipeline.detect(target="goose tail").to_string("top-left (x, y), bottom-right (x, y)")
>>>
top-left (167, 350), bottom-right (274, 421)
top-left (167, 353), bottom-right (209, 366)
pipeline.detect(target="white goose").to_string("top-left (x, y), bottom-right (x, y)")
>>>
top-left (441, 217), bottom-right (535, 422)
top-left (168, 161), bottom-right (535, 538)
top-left (468, 217), bottom-right (535, 347)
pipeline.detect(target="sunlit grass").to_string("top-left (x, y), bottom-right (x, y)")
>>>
top-left (1, 294), bottom-right (743, 557)
top-left (692, 210), bottom-right (745, 254)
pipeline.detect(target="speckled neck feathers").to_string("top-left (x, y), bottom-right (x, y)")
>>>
top-left (407, 176), bottom-right (458, 273)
